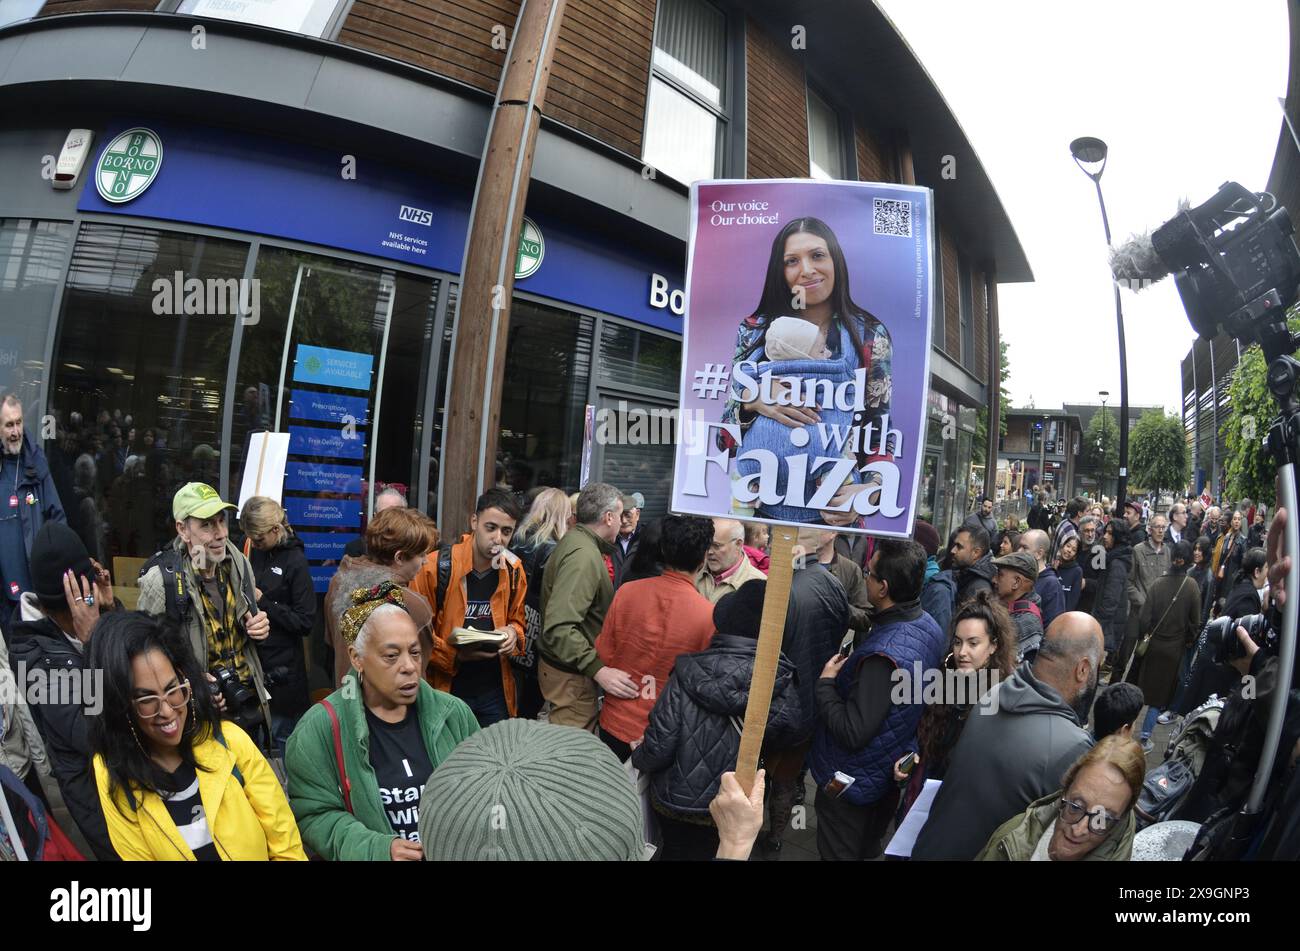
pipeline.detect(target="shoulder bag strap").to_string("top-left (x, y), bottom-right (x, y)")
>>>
top-left (318, 699), bottom-right (353, 814)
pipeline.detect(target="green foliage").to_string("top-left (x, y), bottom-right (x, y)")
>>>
top-left (1129, 410), bottom-right (1187, 493)
top-left (1220, 306), bottom-right (1300, 506)
top-left (1083, 408), bottom-right (1119, 494)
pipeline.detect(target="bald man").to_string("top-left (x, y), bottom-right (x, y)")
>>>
top-left (696, 517), bottom-right (767, 603)
top-left (912, 612), bottom-right (1103, 860)
top-left (1020, 528), bottom-right (1065, 628)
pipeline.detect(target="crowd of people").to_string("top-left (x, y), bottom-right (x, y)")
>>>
top-left (0, 389), bottom-right (1283, 860)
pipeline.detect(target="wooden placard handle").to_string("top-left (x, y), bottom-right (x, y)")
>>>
top-left (735, 526), bottom-right (798, 795)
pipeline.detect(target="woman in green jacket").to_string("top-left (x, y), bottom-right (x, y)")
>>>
top-left (285, 582), bottom-right (479, 861)
top-left (976, 734), bottom-right (1146, 861)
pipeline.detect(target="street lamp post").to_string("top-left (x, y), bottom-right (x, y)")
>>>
top-left (1099, 390), bottom-right (1110, 500)
top-left (1071, 137), bottom-right (1130, 515)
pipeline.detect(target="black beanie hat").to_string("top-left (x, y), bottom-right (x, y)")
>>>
top-left (713, 579), bottom-right (767, 639)
top-left (30, 522), bottom-right (94, 604)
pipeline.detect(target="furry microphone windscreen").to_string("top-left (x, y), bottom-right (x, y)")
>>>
top-left (1109, 197), bottom-right (1192, 288)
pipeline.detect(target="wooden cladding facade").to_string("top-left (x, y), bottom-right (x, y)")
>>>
top-left (744, 18), bottom-right (808, 179)
top-left (546, 0), bottom-right (653, 158)
top-left (340, 0), bottom-right (519, 92)
top-left (855, 122), bottom-right (890, 183)
top-left (38, 0), bottom-right (156, 15)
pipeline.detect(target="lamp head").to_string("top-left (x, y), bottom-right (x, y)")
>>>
top-left (1070, 136), bottom-right (1108, 180)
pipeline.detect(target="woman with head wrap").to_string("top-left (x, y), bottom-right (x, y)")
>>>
top-left (285, 582), bottom-right (479, 861)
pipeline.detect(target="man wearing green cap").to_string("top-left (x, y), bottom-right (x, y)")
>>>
top-left (137, 482), bottom-right (274, 739)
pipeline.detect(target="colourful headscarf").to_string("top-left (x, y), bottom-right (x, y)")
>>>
top-left (339, 581), bottom-right (408, 647)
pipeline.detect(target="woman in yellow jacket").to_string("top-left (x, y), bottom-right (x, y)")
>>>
top-left (87, 611), bottom-right (305, 860)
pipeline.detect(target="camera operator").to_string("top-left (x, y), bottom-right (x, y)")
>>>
top-left (138, 483), bottom-right (274, 744)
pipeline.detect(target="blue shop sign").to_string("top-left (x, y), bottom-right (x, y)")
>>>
top-left (77, 120), bottom-right (687, 333)
top-left (288, 424), bottom-right (366, 460)
top-left (285, 461), bottom-right (363, 494)
top-left (309, 566), bottom-right (338, 594)
top-left (299, 532), bottom-right (358, 562)
top-left (285, 495), bottom-right (362, 527)
top-left (293, 346), bottom-right (373, 392)
top-left (289, 388), bottom-right (371, 424)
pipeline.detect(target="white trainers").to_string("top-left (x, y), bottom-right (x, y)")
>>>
top-left (1157, 711), bottom-right (1176, 725)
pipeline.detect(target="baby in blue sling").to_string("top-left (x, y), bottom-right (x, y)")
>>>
top-left (734, 316), bottom-right (863, 523)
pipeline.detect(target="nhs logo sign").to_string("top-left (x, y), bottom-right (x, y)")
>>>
top-left (398, 205), bottom-right (432, 226)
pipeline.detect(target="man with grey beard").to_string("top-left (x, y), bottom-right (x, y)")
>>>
top-left (0, 393), bottom-right (66, 634)
top-left (912, 612), bottom-right (1102, 860)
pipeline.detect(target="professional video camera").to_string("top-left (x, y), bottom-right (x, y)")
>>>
top-left (1112, 182), bottom-right (1300, 860)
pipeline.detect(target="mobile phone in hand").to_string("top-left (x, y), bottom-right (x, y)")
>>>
top-left (897, 751), bottom-right (918, 776)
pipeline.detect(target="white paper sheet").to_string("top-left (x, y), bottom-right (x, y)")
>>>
top-left (884, 778), bottom-right (942, 858)
top-left (237, 432), bottom-right (290, 514)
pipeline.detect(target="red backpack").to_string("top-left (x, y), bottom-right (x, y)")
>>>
top-left (0, 766), bottom-right (85, 861)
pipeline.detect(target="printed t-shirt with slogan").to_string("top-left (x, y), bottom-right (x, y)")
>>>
top-left (365, 707), bottom-right (434, 841)
top-left (454, 568), bottom-right (502, 697)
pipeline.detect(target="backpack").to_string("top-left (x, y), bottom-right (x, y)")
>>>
top-left (139, 547), bottom-right (259, 626)
top-left (1134, 698), bottom-right (1226, 830)
top-left (0, 765), bottom-right (85, 861)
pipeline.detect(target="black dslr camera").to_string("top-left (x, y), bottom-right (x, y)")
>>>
top-left (210, 664), bottom-right (262, 730)
top-left (1206, 613), bottom-right (1278, 666)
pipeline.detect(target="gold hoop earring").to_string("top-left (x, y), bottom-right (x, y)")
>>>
top-left (127, 717), bottom-right (149, 757)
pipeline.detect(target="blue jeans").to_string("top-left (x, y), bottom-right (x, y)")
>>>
top-left (1139, 706), bottom-right (1161, 740)
top-left (453, 683), bottom-right (510, 728)
top-left (271, 712), bottom-right (302, 755)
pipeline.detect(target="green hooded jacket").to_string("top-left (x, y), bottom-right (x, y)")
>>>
top-left (284, 671), bottom-right (479, 860)
top-left (976, 790), bottom-right (1136, 861)
top-left (539, 524), bottom-right (615, 677)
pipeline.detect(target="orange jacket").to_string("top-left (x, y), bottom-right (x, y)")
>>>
top-left (410, 535), bottom-right (528, 716)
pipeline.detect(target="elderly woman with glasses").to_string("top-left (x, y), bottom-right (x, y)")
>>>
top-left (976, 734), bottom-right (1146, 861)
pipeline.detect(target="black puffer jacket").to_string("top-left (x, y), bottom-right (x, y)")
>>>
top-left (956, 551), bottom-right (996, 606)
top-left (781, 564), bottom-right (850, 743)
top-left (632, 633), bottom-right (801, 816)
top-left (249, 534), bottom-right (315, 717)
top-left (8, 614), bottom-right (117, 860)
top-left (1092, 542), bottom-right (1132, 652)
top-left (511, 534), bottom-right (558, 613)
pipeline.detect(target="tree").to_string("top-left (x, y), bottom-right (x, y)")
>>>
top-left (1083, 408), bottom-right (1119, 496)
top-left (1129, 410), bottom-right (1188, 494)
top-left (974, 337), bottom-right (1010, 470)
top-left (1221, 305), bottom-right (1300, 506)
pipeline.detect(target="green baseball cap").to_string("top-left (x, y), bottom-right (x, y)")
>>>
top-left (172, 482), bottom-right (236, 522)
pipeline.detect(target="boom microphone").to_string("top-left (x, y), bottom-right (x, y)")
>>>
top-left (1108, 198), bottom-right (1189, 288)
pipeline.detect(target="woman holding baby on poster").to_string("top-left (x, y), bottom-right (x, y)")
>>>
top-left (719, 216), bottom-right (894, 527)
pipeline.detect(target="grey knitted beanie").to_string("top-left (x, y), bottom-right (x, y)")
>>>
top-left (419, 719), bottom-right (644, 861)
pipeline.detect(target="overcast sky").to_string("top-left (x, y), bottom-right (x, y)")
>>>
top-left (876, 0), bottom-right (1291, 416)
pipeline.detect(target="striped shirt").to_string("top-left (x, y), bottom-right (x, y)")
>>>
top-left (159, 760), bottom-right (220, 861)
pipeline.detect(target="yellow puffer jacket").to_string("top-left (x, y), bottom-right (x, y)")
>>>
top-left (93, 721), bottom-right (306, 861)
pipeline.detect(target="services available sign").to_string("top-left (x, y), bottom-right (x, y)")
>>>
top-left (672, 179), bottom-right (935, 537)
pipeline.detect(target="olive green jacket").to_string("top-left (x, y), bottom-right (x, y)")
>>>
top-left (976, 791), bottom-right (1136, 861)
top-left (539, 524), bottom-right (615, 678)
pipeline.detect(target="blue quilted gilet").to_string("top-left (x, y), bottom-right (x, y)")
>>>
top-left (733, 323), bottom-right (864, 522)
top-left (809, 608), bottom-right (946, 807)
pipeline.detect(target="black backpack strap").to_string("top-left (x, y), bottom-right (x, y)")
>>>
top-left (213, 722), bottom-right (245, 788)
top-left (435, 544), bottom-right (452, 616)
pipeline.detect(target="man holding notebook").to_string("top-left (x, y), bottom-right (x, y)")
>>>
top-left (411, 488), bottom-right (528, 727)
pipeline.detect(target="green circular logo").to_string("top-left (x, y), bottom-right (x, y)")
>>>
top-left (515, 216), bottom-right (544, 280)
top-left (95, 128), bottom-right (163, 204)
top-left (305, 355), bottom-right (323, 374)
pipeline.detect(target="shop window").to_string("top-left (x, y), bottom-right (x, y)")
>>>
top-left (959, 251), bottom-right (974, 367)
top-left (643, 0), bottom-right (728, 185)
top-left (433, 293), bottom-right (595, 520)
top-left (174, 0), bottom-right (346, 38)
top-left (46, 223), bottom-right (249, 574)
top-left (807, 88), bottom-right (846, 181)
top-left (597, 394), bottom-right (675, 521)
top-left (232, 245), bottom-right (435, 591)
top-left (598, 321), bottom-right (681, 393)
top-left (0, 219), bottom-right (71, 408)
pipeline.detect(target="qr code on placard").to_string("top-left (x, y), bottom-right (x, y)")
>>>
top-left (873, 198), bottom-right (912, 237)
